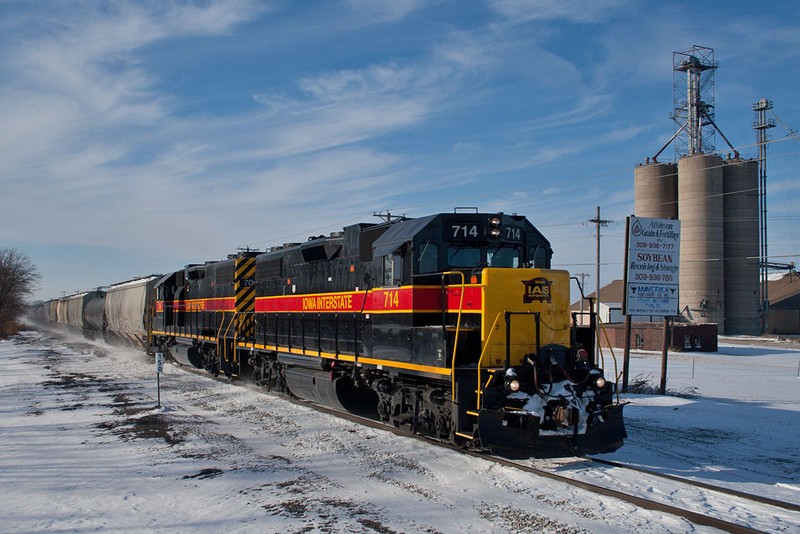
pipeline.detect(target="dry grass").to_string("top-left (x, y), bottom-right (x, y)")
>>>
top-left (626, 373), bottom-right (700, 398)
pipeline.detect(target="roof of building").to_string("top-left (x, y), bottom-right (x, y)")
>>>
top-left (769, 272), bottom-right (800, 310)
top-left (569, 273), bottom-right (800, 312)
top-left (570, 279), bottom-right (624, 310)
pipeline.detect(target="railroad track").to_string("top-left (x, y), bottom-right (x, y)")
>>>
top-left (584, 456), bottom-right (800, 514)
top-left (269, 394), bottom-right (794, 533)
top-left (176, 362), bottom-right (797, 533)
top-left (504, 456), bottom-right (799, 534)
top-left (298, 400), bottom-right (799, 533)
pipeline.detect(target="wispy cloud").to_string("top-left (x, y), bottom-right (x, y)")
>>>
top-left (487, 0), bottom-right (634, 23)
top-left (0, 2), bottom-right (263, 249)
top-left (250, 62), bottom-right (435, 158)
top-left (341, 0), bottom-right (429, 25)
top-left (0, 0), bottom-right (480, 264)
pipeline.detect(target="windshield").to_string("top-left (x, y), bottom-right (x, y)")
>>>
top-left (487, 247), bottom-right (520, 268)
top-left (447, 246), bottom-right (520, 268)
top-left (447, 246), bottom-right (481, 267)
top-left (530, 245), bottom-right (550, 268)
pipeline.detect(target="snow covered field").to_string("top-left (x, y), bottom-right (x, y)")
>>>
top-left (1, 329), bottom-right (799, 533)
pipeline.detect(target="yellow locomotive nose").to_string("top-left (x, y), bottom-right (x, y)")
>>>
top-left (480, 268), bottom-right (571, 368)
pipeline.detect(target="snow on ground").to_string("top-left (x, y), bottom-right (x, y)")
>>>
top-left (1, 329), bottom-right (799, 533)
top-left (548, 338), bottom-right (800, 532)
top-left (597, 338), bottom-right (800, 495)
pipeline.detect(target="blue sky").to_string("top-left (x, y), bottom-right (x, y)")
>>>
top-left (2, 0), bottom-right (799, 301)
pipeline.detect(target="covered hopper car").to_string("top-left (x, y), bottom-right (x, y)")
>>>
top-left (36, 276), bottom-right (157, 348)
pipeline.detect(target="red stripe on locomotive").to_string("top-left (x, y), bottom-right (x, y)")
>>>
top-left (254, 286), bottom-right (482, 314)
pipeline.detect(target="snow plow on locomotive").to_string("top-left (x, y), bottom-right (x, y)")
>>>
top-left (150, 211), bottom-right (626, 458)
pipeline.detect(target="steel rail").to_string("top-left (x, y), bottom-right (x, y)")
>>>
top-left (584, 456), bottom-right (800, 513)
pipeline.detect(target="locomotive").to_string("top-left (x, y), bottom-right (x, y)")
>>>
top-left (38, 211), bottom-right (626, 458)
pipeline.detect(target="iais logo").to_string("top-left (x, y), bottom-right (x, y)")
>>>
top-left (523, 277), bottom-right (552, 304)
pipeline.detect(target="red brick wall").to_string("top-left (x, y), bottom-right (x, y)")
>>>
top-left (598, 322), bottom-right (718, 352)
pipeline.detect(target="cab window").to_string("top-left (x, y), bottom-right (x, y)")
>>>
top-left (417, 242), bottom-right (438, 274)
top-left (383, 253), bottom-right (403, 286)
top-left (530, 245), bottom-right (550, 268)
top-left (487, 247), bottom-right (520, 268)
top-left (447, 246), bottom-right (481, 268)
top-left (447, 246), bottom-right (521, 269)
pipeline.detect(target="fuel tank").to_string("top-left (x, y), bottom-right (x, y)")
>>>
top-left (171, 344), bottom-right (204, 368)
top-left (284, 367), bottom-right (378, 418)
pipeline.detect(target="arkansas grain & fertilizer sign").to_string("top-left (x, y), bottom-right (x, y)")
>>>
top-left (625, 216), bottom-right (681, 316)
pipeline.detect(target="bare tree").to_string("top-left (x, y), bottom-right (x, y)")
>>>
top-left (0, 248), bottom-right (40, 338)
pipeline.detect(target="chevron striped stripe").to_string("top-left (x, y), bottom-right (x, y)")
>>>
top-left (234, 257), bottom-right (256, 341)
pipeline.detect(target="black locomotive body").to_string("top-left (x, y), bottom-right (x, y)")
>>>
top-left (150, 212), bottom-right (625, 458)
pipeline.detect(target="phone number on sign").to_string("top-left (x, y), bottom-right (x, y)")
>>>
top-left (635, 241), bottom-right (676, 250)
top-left (633, 273), bottom-right (674, 282)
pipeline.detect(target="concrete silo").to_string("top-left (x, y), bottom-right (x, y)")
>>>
top-left (722, 157), bottom-right (760, 334)
top-left (634, 162), bottom-right (678, 219)
top-left (678, 154), bottom-right (725, 332)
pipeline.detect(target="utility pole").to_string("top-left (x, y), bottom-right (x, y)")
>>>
top-left (589, 206), bottom-right (614, 314)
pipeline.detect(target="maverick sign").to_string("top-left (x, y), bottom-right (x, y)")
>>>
top-left (624, 216), bottom-right (681, 316)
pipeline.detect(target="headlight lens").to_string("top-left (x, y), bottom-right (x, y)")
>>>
top-left (505, 378), bottom-right (521, 392)
top-left (490, 228), bottom-right (502, 238)
top-left (594, 376), bottom-right (606, 389)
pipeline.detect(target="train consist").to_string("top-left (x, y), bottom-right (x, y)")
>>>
top-left (33, 211), bottom-right (626, 458)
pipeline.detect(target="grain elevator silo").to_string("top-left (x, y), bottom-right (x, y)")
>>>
top-left (634, 45), bottom-right (761, 335)
top-left (678, 154), bottom-right (725, 329)
top-left (634, 161), bottom-right (677, 220)
top-left (722, 157), bottom-right (760, 335)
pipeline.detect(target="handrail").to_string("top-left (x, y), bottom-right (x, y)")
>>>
top-left (442, 271), bottom-right (465, 402)
top-left (225, 310), bottom-right (237, 366)
top-left (215, 312), bottom-right (227, 366)
top-left (475, 311), bottom-right (541, 411)
top-left (476, 311), bottom-right (504, 410)
top-left (594, 313), bottom-right (605, 370)
top-left (595, 315), bottom-right (620, 404)
top-left (147, 303), bottom-right (154, 354)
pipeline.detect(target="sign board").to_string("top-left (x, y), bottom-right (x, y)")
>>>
top-left (156, 352), bottom-right (164, 374)
top-left (625, 217), bottom-right (681, 316)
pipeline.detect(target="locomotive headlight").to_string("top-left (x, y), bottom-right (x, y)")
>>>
top-left (504, 378), bottom-right (521, 393)
top-left (489, 216), bottom-right (502, 238)
top-left (594, 376), bottom-right (606, 389)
